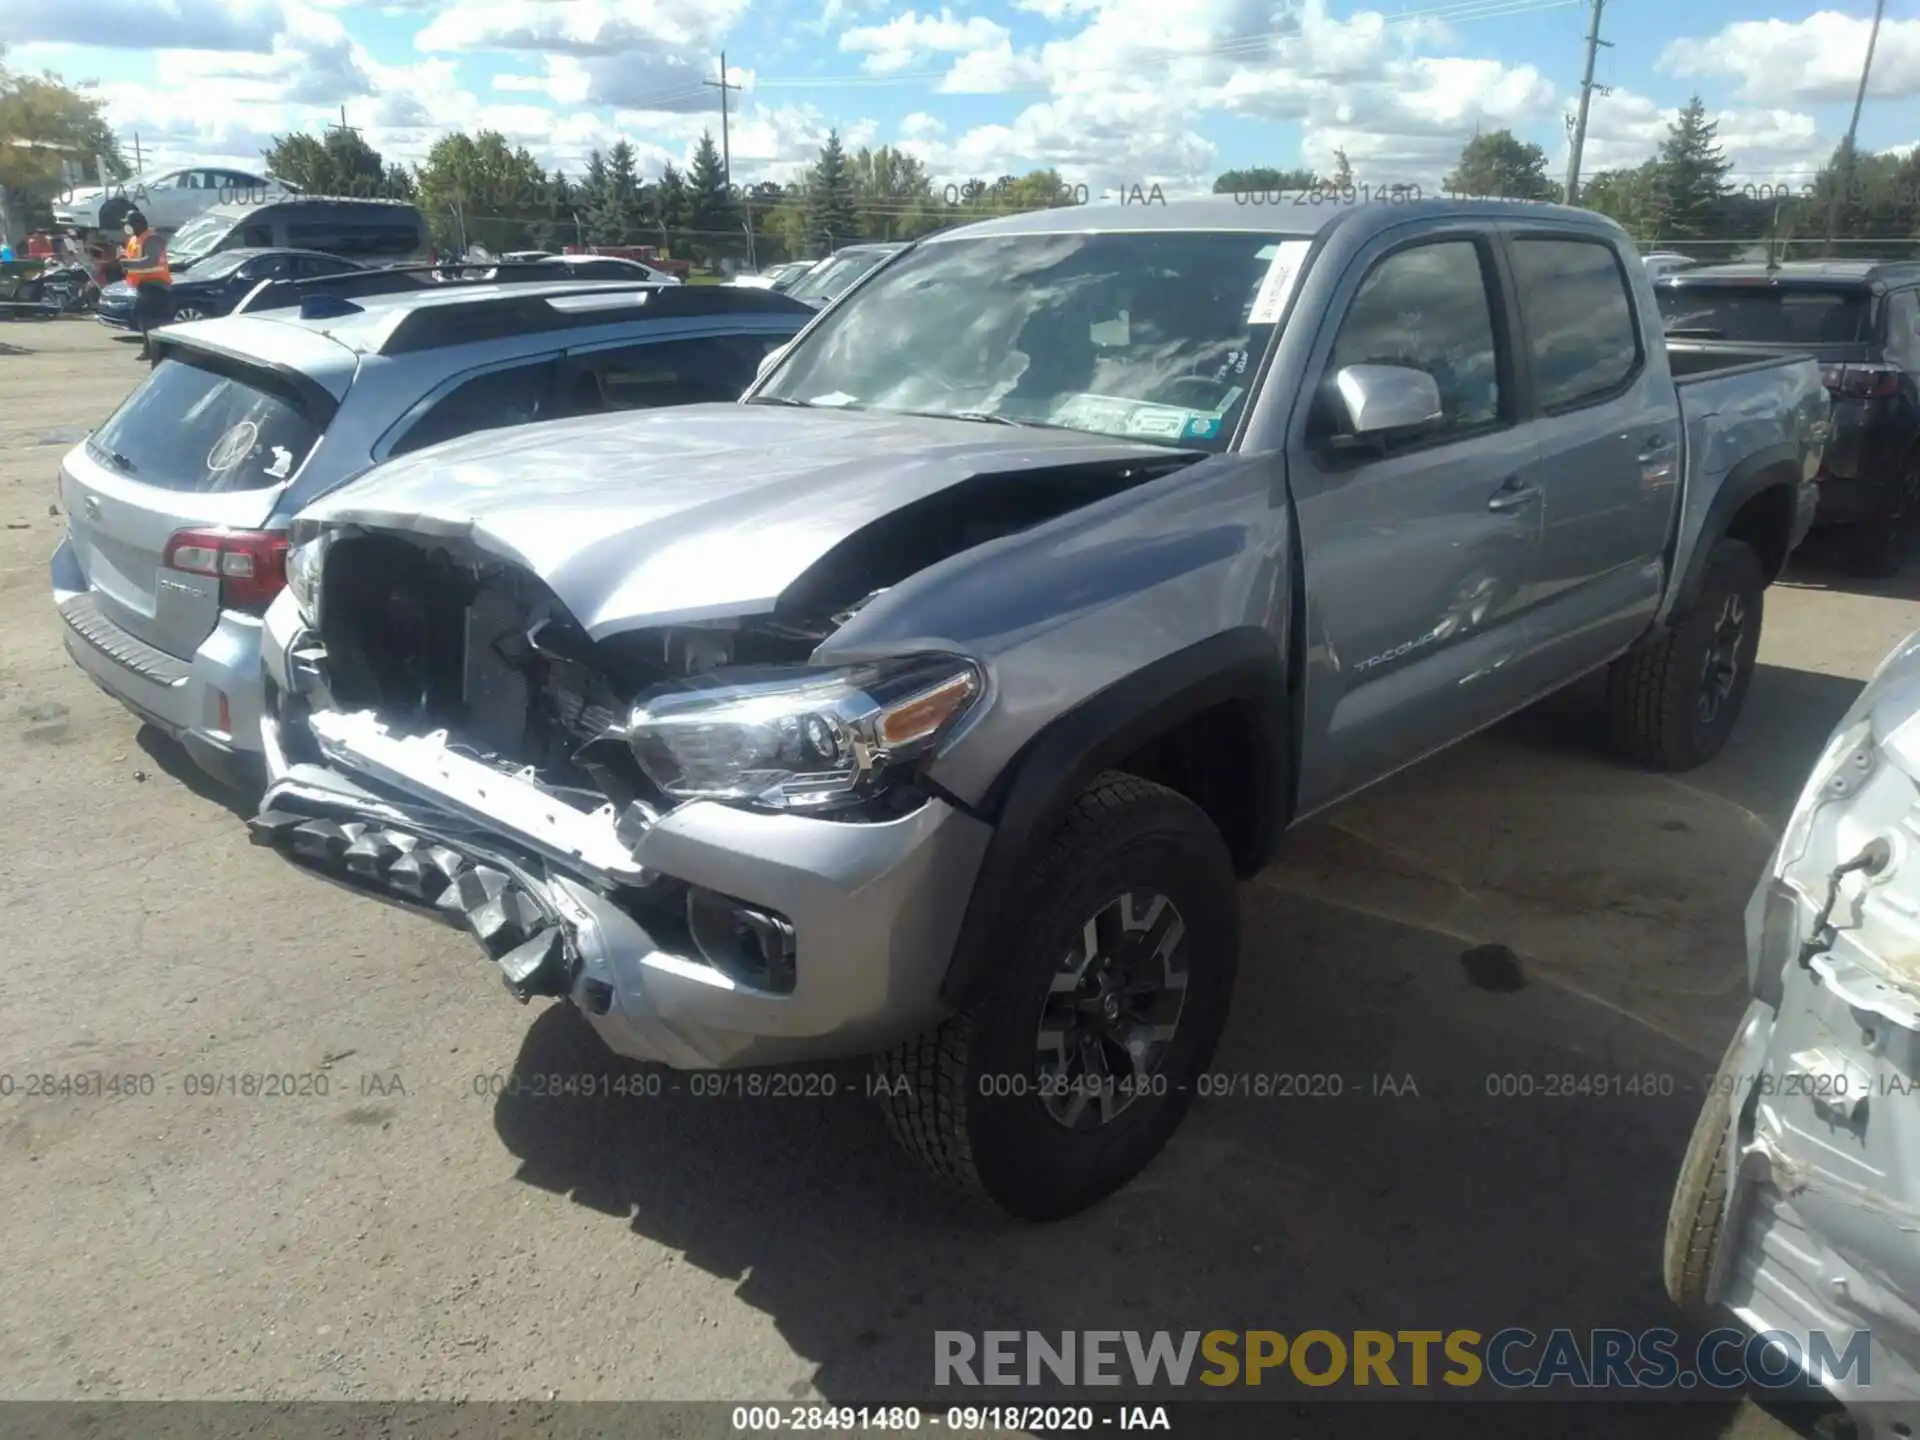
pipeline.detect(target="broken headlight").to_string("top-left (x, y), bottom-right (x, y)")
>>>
top-left (623, 656), bottom-right (983, 812)
top-left (285, 529), bottom-right (330, 624)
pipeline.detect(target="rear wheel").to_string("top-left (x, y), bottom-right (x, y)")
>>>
top-left (1832, 453), bottom-right (1920, 579)
top-left (874, 773), bottom-right (1239, 1220)
top-left (1606, 537), bottom-right (1763, 771)
top-left (171, 302), bottom-right (206, 322)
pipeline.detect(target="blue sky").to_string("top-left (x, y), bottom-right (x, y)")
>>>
top-left (2, 0), bottom-right (1917, 195)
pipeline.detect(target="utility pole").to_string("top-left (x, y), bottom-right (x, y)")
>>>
top-left (132, 132), bottom-right (143, 172)
top-left (1563, 0), bottom-right (1610, 204)
top-left (1823, 0), bottom-right (1887, 257)
top-left (703, 52), bottom-right (742, 190)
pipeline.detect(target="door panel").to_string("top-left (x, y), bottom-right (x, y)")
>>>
top-left (1505, 233), bottom-right (1680, 680)
top-left (1290, 233), bottom-right (1545, 814)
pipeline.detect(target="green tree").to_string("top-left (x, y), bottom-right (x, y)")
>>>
top-left (412, 130), bottom-right (550, 253)
top-left (593, 140), bottom-right (645, 245)
top-left (1579, 162), bottom-right (1661, 239)
top-left (1443, 130), bottom-right (1557, 200)
top-left (1212, 166), bottom-right (1319, 194)
top-left (0, 50), bottom-right (126, 239)
top-left (1330, 149), bottom-right (1355, 187)
top-left (576, 149), bottom-right (612, 242)
top-left (263, 128), bottom-right (395, 198)
top-left (651, 163), bottom-right (689, 252)
top-left (536, 167), bottom-right (576, 250)
top-left (804, 130), bottom-right (861, 252)
top-left (686, 130), bottom-right (741, 262)
top-left (1649, 96), bottom-right (1732, 243)
top-left (1807, 143), bottom-right (1920, 251)
top-left (849, 144), bottom-right (939, 240)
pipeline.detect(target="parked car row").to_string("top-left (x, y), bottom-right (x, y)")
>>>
top-left (50, 194), bottom-right (1920, 1427)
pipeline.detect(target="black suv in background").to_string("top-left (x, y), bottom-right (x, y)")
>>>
top-left (164, 197), bottom-right (432, 271)
top-left (1655, 261), bottom-right (1920, 575)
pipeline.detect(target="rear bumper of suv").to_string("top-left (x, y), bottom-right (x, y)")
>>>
top-left (52, 537), bottom-right (266, 793)
top-left (251, 596), bottom-right (993, 1069)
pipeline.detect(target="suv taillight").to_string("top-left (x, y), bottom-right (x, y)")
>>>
top-left (1820, 365), bottom-right (1901, 399)
top-left (163, 527), bottom-right (289, 613)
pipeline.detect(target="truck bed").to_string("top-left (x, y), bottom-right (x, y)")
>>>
top-left (1667, 342), bottom-right (1818, 382)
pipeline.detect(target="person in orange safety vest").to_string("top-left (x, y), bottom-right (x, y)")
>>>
top-left (120, 209), bottom-right (173, 360)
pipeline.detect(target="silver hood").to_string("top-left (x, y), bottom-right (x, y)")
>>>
top-left (301, 402), bottom-right (1183, 638)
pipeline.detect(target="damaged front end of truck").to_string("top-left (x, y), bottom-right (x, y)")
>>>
top-left (245, 407), bottom-right (1206, 1067)
top-left (1690, 627), bottom-right (1920, 1427)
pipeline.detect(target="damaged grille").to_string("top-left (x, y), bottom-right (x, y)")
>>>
top-left (248, 807), bottom-right (575, 1001)
top-left (313, 533), bottom-right (832, 808)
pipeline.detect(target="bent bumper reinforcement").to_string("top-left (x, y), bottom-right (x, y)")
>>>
top-left (249, 780), bottom-right (578, 1001)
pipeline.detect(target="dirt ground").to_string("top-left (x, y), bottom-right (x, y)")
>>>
top-left (1, 320), bottom-right (1913, 1434)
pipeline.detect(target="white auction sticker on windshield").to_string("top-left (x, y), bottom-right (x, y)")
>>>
top-left (1246, 239), bottom-right (1313, 326)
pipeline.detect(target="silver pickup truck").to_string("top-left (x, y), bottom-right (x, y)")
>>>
top-left (249, 198), bottom-right (1828, 1218)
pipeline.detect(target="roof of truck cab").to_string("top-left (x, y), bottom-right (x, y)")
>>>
top-left (929, 194), bottom-right (1624, 241)
top-left (1668, 260), bottom-right (1920, 287)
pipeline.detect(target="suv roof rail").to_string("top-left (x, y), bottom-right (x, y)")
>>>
top-left (232, 260), bottom-right (709, 316)
top-left (375, 282), bottom-right (815, 356)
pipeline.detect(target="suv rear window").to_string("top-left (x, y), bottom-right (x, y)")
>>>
top-left (1656, 284), bottom-right (1873, 345)
top-left (88, 354), bottom-right (325, 493)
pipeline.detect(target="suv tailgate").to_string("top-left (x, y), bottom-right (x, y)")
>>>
top-left (59, 340), bottom-right (343, 658)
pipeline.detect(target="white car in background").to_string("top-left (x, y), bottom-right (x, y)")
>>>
top-left (54, 165), bottom-right (294, 234)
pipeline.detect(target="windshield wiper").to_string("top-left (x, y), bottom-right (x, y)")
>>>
top-left (1665, 326), bottom-right (1726, 338)
top-left (744, 395), bottom-right (813, 408)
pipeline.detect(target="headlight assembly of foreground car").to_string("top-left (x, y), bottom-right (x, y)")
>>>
top-left (284, 529), bottom-right (330, 623)
top-left (623, 656), bottom-right (984, 812)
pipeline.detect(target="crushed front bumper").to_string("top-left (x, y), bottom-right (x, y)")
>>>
top-left (253, 599), bottom-right (993, 1069)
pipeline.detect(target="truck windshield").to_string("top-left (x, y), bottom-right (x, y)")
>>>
top-left (1656, 284), bottom-right (1873, 345)
top-left (756, 229), bottom-right (1303, 450)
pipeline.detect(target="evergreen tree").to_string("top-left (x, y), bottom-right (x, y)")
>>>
top-left (686, 130), bottom-right (741, 262)
top-left (652, 164), bottom-right (689, 251)
top-left (596, 140), bottom-right (644, 245)
top-left (576, 149), bottom-right (611, 242)
top-left (805, 130), bottom-right (861, 252)
top-left (1330, 149), bottom-right (1355, 188)
top-left (1651, 96), bottom-right (1732, 243)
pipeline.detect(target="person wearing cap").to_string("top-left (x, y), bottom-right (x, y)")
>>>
top-left (119, 209), bottom-right (173, 359)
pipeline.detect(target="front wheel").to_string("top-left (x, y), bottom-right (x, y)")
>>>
top-left (875, 773), bottom-right (1239, 1220)
top-left (1606, 537), bottom-right (1764, 771)
top-left (170, 303), bottom-right (205, 323)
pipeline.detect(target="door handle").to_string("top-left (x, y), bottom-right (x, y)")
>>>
top-left (1487, 478), bottom-right (1541, 513)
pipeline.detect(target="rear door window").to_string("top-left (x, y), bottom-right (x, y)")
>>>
top-left (87, 354), bottom-right (326, 493)
top-left (1510, 237), bottom-right (1642, 411)
top-left (564, 334), bottom-right (789, 413)
top-left (1655, 285), bottom-right (1874, 345)
top-left (388, 358), bottom-right (560, 457)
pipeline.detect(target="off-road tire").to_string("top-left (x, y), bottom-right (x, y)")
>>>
top-left (874, 772), bottom-right (1239, 1220)
top-left (1607, 537), bottom-right (1764, 771)
top-left (1832, 451), bottom-right (1920, 580)
top-left (1663, 1032), bottom-right (1739, 1311)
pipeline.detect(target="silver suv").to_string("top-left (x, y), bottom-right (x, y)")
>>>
top-left (52, 275), bottom-right (811, 790)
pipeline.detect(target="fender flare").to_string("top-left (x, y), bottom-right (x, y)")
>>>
top-left (1670, 442), bottom-right (1805, 618)
top-left (936, 627), bottom-right (1290, 1009)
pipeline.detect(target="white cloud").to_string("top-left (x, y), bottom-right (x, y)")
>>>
top-left (899, 112), bottom-right (946, 141)
top-left (0, 0), bottom-right (282, 52)
top-left (939, 44), bottom-right (1049, 94)
top-left (1661, 13), bottom-right (1920, 106)
top-left (414, 0), bottom-right (745, 58)
top-left (839, 9), bottom-right (1012, 75)
top-left (910, 90), bottom-right (1217, 194)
